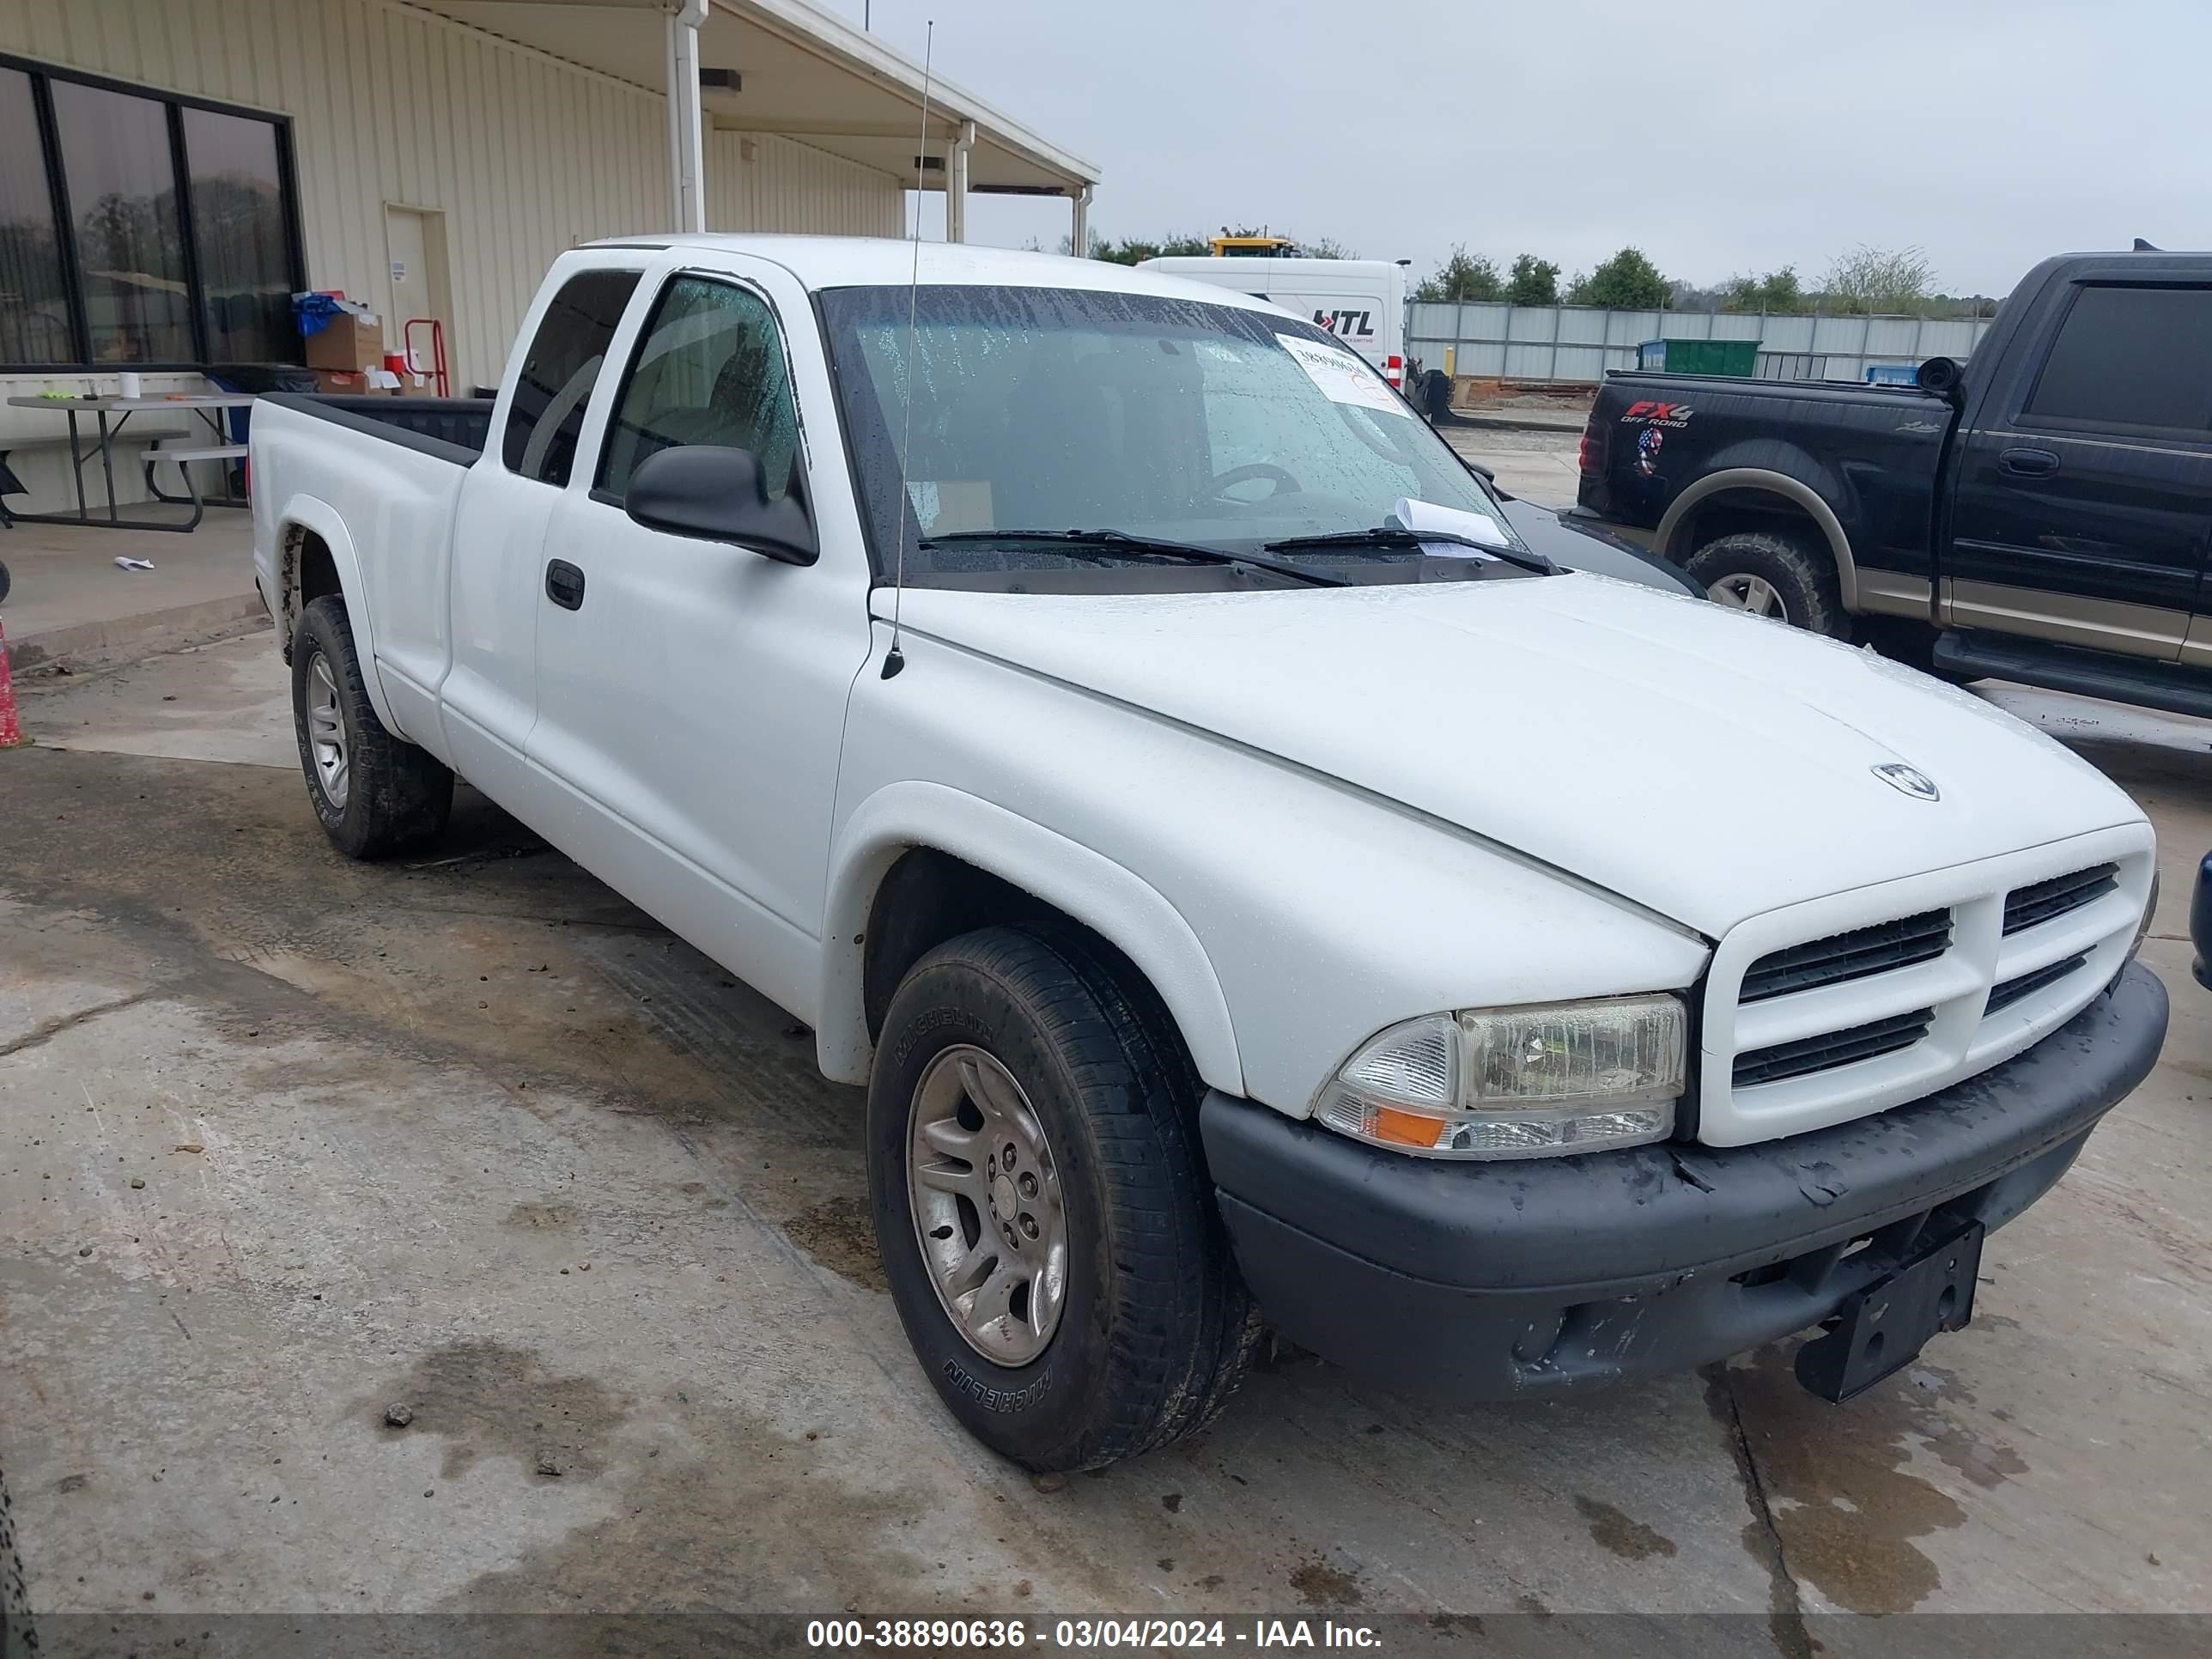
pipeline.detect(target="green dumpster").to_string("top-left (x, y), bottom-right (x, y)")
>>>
top-left (1634, 337), bottom-right (1760, 376)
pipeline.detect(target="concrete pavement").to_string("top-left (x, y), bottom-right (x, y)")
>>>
top-left (1443, 427), bottom-right (1583, 511)
top-left (1, 634), bottom-right (2208, 1643)
top-left (0, 514), bottom-right (262, 672)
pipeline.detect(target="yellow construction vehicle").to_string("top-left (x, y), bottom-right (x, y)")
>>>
top-left (1208, 234), bottom-right (1300, 258)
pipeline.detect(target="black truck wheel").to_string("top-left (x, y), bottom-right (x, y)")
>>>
top-left (868, 925), bottom-right (1259, 1472)
top-left (290, 594), bottom-right (453, 859)
top-left (1685, 529), bottom-right (1847, 637)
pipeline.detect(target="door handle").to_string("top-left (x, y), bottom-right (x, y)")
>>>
top-left (544, 558), bottom-right (586, 611)
top-left (1998, 447), bottom-right (2060, 478)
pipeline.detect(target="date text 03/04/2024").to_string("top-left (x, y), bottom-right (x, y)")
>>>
top-left (805, 1618), bottom-right (1385, 1649)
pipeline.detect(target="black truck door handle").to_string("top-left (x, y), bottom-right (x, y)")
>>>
top-left (544, 559), bottom-right (586, 610)
top-left (1999, 447), bottom-right (2060, 478)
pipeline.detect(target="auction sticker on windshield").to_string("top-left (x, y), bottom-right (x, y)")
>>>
top-left (1276, 332), bottom-right (1407, 416)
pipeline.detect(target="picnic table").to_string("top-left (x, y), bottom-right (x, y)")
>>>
top-left (2, 392), bottom-right (257, 533)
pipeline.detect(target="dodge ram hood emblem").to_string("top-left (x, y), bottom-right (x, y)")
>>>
top-left (1872, 762), bottom-right (1941, 801)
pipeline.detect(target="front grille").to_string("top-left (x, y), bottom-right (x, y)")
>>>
top-left (2003, 865), bottom-right (2117, 935)
top-left (1740, 908), bottom-right (1951, 1003)
top-left (1734, 1008), bottom-right (1934, 1089)
top-left (1986, 955), bottom-right (2086, 1014)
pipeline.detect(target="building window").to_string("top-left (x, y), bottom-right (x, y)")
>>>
top-left (0, 56), bottom-right (305, 371)
top-left (0, 67), bottom-right (70, 366)
top-left (183, 107), bottom-right (296, 364)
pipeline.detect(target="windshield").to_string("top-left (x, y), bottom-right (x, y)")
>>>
top-left (817, 284), bottom-right (1527, 590)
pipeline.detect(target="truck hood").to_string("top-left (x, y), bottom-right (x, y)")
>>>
top-left (885, 574), bottom-right (2144, 938)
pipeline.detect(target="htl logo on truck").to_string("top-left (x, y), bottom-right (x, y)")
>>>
top-left (1314, 309), bottom-right (1376, 340)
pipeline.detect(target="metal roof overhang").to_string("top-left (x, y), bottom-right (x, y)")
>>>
top-left (416, 0), bottom-right (1097, 197)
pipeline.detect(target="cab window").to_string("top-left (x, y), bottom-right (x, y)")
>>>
top-left (501, 268), bottom-right (641, 485)
top-left (596, 275), bottom-right (800, 502)
top-left (2025, 284), bottom-right (2212, 435)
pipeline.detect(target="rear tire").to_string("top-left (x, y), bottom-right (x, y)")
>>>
top-left (290, 594), bottom-right (453, 859)
top-left (868, 925), bottom-right (1259, 1472)
top-left (1685, 529), bottom-right (1847, 637)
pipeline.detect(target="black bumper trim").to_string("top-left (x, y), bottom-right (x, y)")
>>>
top-left (1201, 960), bottom-right (2166, 1395)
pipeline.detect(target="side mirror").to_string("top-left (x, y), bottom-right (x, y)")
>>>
top-left (1914, 356), bottom-right (1963, 401)
top-left (623, 445), bottom-right (818, 566)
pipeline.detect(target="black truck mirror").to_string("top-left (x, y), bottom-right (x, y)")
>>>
top-left (624, 445), bottom-right (819, 566)
top-left (1915, 356), bottom-right (1963, 401)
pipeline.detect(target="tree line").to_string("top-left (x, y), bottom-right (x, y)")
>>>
top-left (1066, 227), bottom-right (1998, 319)
top-left (1409, 241), bottom-right (1996, 319)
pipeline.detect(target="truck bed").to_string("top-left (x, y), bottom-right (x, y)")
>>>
top-left (258, 392), bottom-right (495, 465)
top-left (1577, 368), bottom-right (1957, 583)
top-left (1598, 368), bottom-right (1948, 411)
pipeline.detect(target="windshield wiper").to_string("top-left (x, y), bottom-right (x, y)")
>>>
top-left (917, 527), bottom-right (1349, 588)
top-left (1264, 526), bottom-right (1557, 575)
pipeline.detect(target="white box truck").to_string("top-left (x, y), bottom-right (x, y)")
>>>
top-left (1139, 254), bottom-right (1412, 389)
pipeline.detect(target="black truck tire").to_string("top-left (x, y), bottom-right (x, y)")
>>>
top-left (290, 594), bottom-right (453, 860)
top-left (1685, 529), bottom-right (1848, 638)
top-left (868, 925), bottom-right (1259, 1472)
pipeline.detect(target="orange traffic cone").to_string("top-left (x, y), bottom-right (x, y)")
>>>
top-left (0, 614), bottom-right (28, 750)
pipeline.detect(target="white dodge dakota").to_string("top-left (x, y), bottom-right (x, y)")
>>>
top-left (251, 237), bottom-right (2166, 1473)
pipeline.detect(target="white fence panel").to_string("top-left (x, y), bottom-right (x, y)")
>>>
top-left (1556, 309), bottom-right (1609, 344)
top-left (1407, 298), bottom-right (1995, 385)
top-left (1760, 316), bottom-right (1817, 351)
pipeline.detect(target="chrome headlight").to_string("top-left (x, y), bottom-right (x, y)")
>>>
top-left (1313, 994), bottom-right (1687, 1159)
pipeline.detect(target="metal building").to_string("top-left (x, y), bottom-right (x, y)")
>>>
top-left (0, 0), bottom-right (1097, 512)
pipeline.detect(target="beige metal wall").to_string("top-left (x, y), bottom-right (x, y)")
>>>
top-left (1, 0), bottom-right (902, 498)
top-left (708, 131), bottom-right (903, 239)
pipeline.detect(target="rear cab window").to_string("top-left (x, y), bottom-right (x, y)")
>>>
top-left (501, 268), bottom-right (644, 485)
top-left (2024, 284), bottom-right (2212, 437)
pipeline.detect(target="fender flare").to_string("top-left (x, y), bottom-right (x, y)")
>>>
top-left (274, 494), bottom-right (407, 738)
top-left (816, 780), bottom-right (1245, 1097)
top-left (1655, 466), bottom-right (1861, 611)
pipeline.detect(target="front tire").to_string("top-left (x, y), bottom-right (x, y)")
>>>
top-left (868, 926), bottom-right (1258, 1471)
top-left (290, 594), bottom-right (453, 859)
top-left (1685, 529), bottom-right (1847, 637)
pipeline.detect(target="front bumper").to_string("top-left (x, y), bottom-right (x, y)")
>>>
top-left (1201, 959), bottom-right (2166, 1397)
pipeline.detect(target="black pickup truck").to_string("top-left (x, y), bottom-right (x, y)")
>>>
top-left (1575, 250), bottom-right (2212, 716)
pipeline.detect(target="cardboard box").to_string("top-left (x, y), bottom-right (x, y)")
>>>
top-left (306, 313), bottom-right (384, 372)
top-left (311, 369), bottom-right (368, 394)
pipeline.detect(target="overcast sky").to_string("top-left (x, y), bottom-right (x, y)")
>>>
top-left (817, 0), bottom-right (2203, 298)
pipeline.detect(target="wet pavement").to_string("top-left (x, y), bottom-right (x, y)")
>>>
top-left (2, 629), bottom-right (2208, 1641)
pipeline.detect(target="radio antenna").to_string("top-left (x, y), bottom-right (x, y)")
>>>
top-left (881, 18), bottom-right (934, 681)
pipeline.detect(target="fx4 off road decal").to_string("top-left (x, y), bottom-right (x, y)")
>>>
top-left (1620, 399), bottom-right (1694, 428)
top-left (1313, 308), bottom-right (1376, 341)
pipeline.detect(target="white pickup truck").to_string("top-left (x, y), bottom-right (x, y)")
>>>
top-left (252, 237), bottom-right (2167, 1473)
